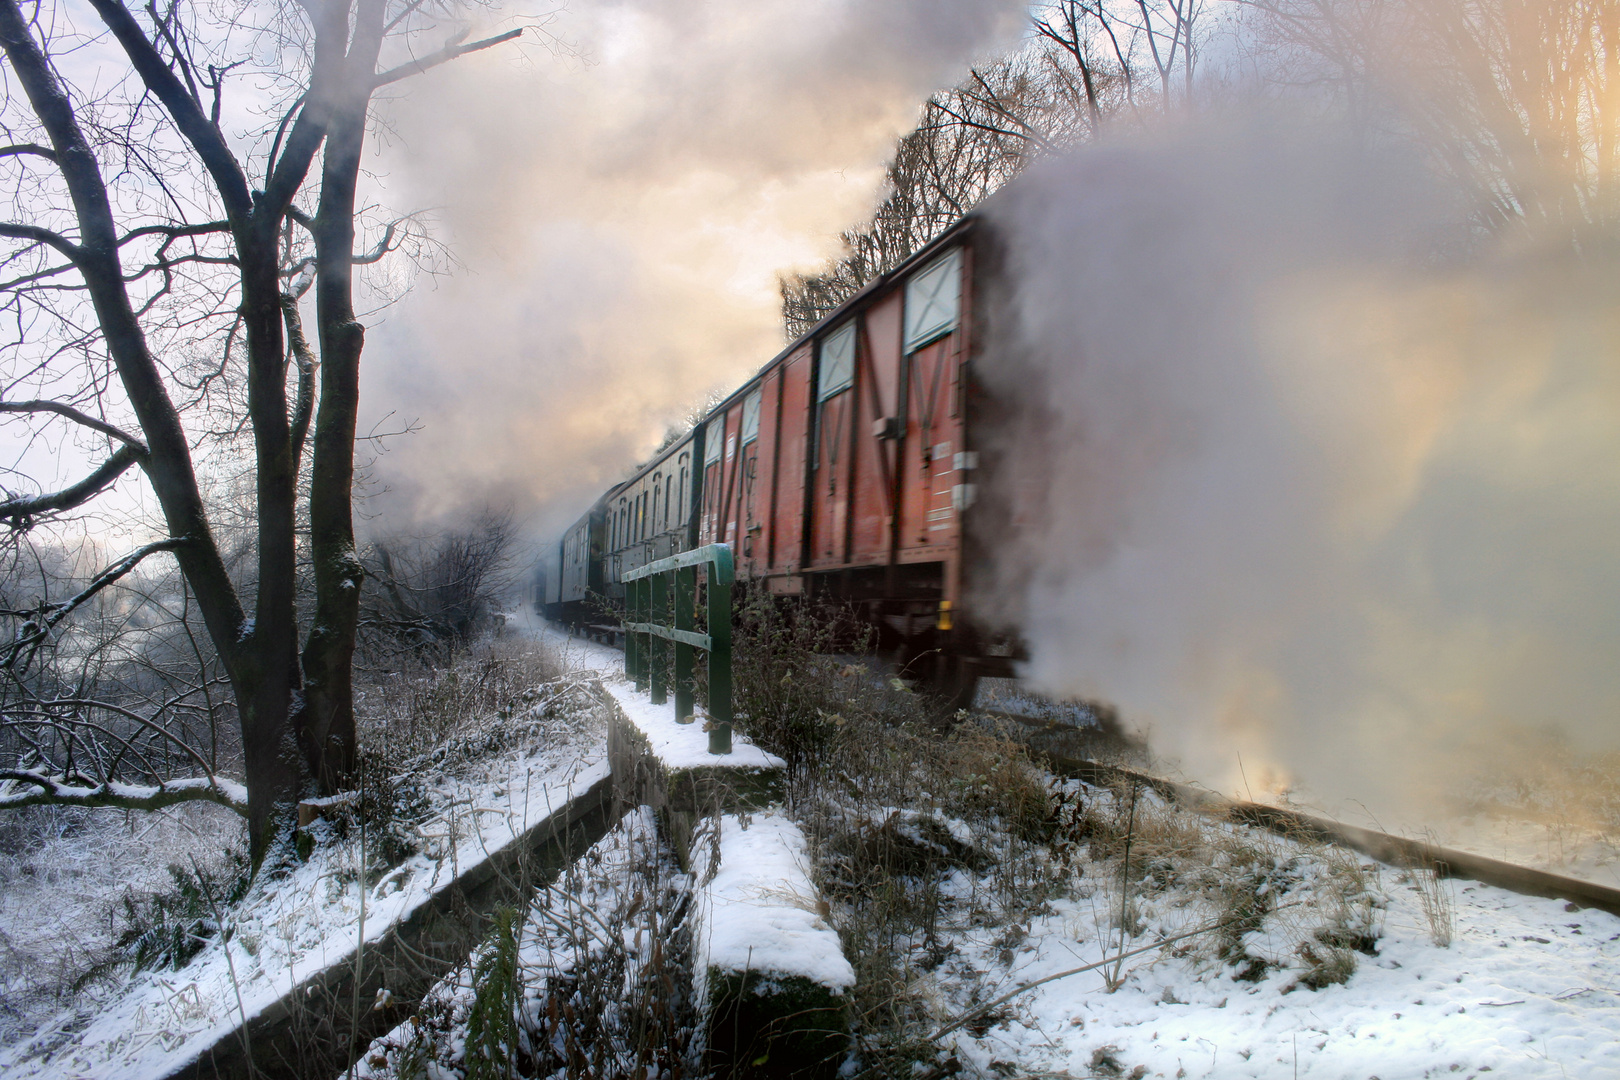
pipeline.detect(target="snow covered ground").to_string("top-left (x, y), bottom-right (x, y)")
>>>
top-left (6, 608), bottom-right (1615, 1080)
top-left (361, 621), bottom-right (1620, 1080)
top-left (0, 800), bottom-right (246, 1048)
top-left (543, 615), bottom-right (1620, 1080)
top-left (930, 810), bottom-right (1620, 1080)
top-left (0, 660), bottom-right (608, 1080)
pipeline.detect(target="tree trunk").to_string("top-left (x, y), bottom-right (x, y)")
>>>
top-left (298, 0), bottom-right (386, 794)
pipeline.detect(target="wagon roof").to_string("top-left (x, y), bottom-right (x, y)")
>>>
top-left (703, 212), bottom-right (981, 418)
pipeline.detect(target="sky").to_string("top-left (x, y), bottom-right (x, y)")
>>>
top-left (356, 0), bottom-right (1026, 540)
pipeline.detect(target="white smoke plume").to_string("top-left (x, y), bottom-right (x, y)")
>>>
top-left (974, 112), bottom-right (1620, 822)
top-left (361, 0), bottom-right (1025, 537)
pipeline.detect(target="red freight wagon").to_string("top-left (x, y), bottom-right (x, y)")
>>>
top-left (548, 216), bottom-right (1008, 701)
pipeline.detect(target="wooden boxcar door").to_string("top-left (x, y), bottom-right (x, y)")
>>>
top-left (737, 386), bottom-right (763, 575)
top-left (810, 321), bottom-right (857, 566)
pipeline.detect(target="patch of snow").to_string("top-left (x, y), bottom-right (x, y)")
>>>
top-left (921, 795), bottom-right (1620, 1080)
top-left (693, 812), bottom-right (853, 996)
top-left (602, 679), bottom-right (783, 773)
top-left (0, 711), bottom-right (607, 1080)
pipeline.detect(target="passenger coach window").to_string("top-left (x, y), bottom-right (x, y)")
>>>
top-left (818, 322), bottom-right (855, 400)
top-left (741, 388), bottom-right (762, 444)
top-left (903, 247), bottom-right (961, 353)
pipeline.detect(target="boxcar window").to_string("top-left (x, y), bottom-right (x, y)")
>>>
top-left (741, 388), bottom-right (762, 444)
top-left (705, 417), bottom-right (723, 465)
top-left (904, 247), bottom-right (961, 353)
top-left (818, 321), bottom-right (855, 400)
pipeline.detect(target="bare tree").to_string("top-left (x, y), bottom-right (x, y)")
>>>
top-left (0, 0), bottom-right (524, 865)
top-left (359, 507), bottom-right (520, 661)
top-left (0, 535), bottom-right (241, 813)
top-left (780, 1), bottom-right (1208, 336)
top-left (1243, 0), bottom-right (1620, 244)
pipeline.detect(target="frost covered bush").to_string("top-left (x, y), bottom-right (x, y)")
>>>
top-left (356, 636), bottom-right (570, 772)
top-left (1058, 781), bottom-right (1386, 992)
top-left (0, 801), bottom-right (247, 1047)
top-left (788, 709), bottom-right (1060, 1075)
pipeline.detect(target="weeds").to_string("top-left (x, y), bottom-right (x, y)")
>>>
top-left (365, 808), bottom-right (696, 1080)
top-left (99, 849), bottom-right (252, 976)
top-left (731, 595), bottom-right (885, 774)
top-left (794, 714), bottom-right (1061, 1073)
top-left (355, 636), bottom-right (570, 772)
top-left (1403, 835), bottom-right (1456, 948)
top-left (464, 905), bottom-right (521, 1080)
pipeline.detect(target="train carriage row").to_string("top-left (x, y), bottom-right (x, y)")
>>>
top-left (542, 216), bottom-right (1013, 696)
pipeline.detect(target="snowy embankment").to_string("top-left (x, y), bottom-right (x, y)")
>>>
top-left (354, 617), bottom-right (1620, 1080)
top-left (0, 670), bottom-right (608, 1080)
top-left (925, 791), bottom-right (1620, 1080)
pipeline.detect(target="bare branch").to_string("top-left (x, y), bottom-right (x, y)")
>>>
top-left (0, 142), bottom-right (56, 162)
top-left (117, 219), bottom-right (229, 246)
top-left (8, 537), bottom-right (188, 651)
top-left (0, 399), bottom-right (148, 449)
top-left (86, 0), bottom-right (253, 221)
top-left (353, 219), bottom-right (399, 265)
top-left (373, 27), bottom-right (523, 88)
top-left (0, 769), bottom-right (249, 815)
top-left (0, 444), bottom-right (143, 524)
top-left (0, 221), bottom-right (82, 261)
top-left (284, 292), bottom-right (316, 465)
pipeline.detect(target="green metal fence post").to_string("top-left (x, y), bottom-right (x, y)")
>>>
top-left (623, 572), bottom-right (636, 682)
top-left (650, 569), bottom-right (668, 705)
top-left (674, 565), bottom-right (695, 723)
top-left (706, 554), bottom-right (733, 755)
top-left (634, 577), bottom-right (650, 693)
top-left (621, 543), bottom-right (734, 754)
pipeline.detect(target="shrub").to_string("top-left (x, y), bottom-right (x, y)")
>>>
top-left (107, 850), bottom-right (251, 975)
top-left (463, 905), bottom-right (521, 1080)
top-left (731, 594), bottom-right (882, 772)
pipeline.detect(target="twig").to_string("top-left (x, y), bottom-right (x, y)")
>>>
top-left (930, 902), bottom-right (1306, 1043)
top-left (1107, 778), bottom-right (1141, 989)
top-left (190, 855), bottom-right (255, 1077)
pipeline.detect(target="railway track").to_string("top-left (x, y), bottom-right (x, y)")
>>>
top-left (980, 707), bottom-right (1620, 920)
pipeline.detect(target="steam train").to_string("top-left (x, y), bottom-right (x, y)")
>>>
top-left (539, 215), bottom-right (1016, 701)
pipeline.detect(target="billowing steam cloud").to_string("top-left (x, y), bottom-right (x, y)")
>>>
top-left (974, 113), bottom-right (1620, 821)
top-left (363, 0), bottom-right (1024, 537)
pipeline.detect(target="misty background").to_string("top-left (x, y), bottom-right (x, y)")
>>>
top-left (974, 114), bottom-right (1620, 820)
top-left (354, 0), bottom-right (1616, 825)
top-left (359, 0), bottom-right (1026, 538)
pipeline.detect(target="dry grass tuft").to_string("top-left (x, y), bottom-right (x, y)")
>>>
top-left (1402, 834), bottom-right (1456, 949)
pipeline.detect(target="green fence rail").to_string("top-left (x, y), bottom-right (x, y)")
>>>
top-left (621, 543), bottom-right (734, 754)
